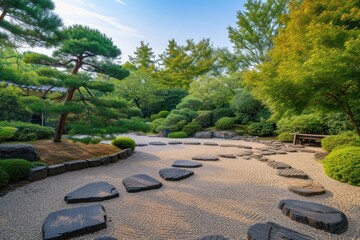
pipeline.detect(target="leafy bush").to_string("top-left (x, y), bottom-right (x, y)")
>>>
top-left (158, 110), bottom-right (170, 118)
top-left (0, 121), bottom-right (54, 141)
top-left (182, 122), bottom-right (202, 136)
top-left (0, 168), bottom-right (9, 189)
top-left (212, 108), bottom-right (235, 125)
top-left (70, 137), bottom-right (101, 144)
top-left (324, 113), bottom-right (353, 135)
top-left (0, 159), bottom-right (32, 181)
top-left (31, 161), bottom-right (48, 168)
top-left (0, 87), bottom-right (31, 122)
top-left (176, 97), bottom-right (203, 111)
top-left (278, 132), bottom-right (294, 142)
top-left (112, 137), bottom-right (136, 150)
top-left (322, 146), bottom-right (360, 186)
top-left (175, 120), bottom-right (187, 130)
top-left (195, 111), bottom-right (212, 128)
top-left (0, 127), bottom-right (17, 142)
top-left (215, 117), bottom-right (236, 130)
top-left (151, 118), bottom-right (166, 133)
top-left (277, 114), bottom-right (328, 134)
top-left (168, 132), bottom-right (188, 138)
top-left (248, 121), bottom-right (276, 136)
top-left (321, 131), bottom-right (360, 152)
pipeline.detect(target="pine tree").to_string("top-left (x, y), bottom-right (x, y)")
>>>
top-left (129, 41), bottom-right (156, 71)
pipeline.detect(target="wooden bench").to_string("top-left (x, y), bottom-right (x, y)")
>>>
top-left (293, 133), bottom-right (327, 145)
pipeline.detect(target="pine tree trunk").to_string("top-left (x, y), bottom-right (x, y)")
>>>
top-left (0, 10), bottom-right (6, 21)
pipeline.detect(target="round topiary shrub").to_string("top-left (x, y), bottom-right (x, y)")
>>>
top-left (0, 167), bottom-right (9, 189)
top-left (195, 111), bottom-right (212, 128)
top-left (112, 137), bottom-right (136, 150)
top-left (321, 131), bottom-right (360, 152)
top-left (278, 132), bottom-right (294, 142)
top-left (247, 121), bottom-right (275, 137)
top-left (168, 132), bottom-right (188, 138)
top-left (0, 159), bottom-right (32, 182)
top-left (182, 122), bottom-right (202, 136)
top-left (215, 117), bottom-right (236, 130)
top-left (322, 146), bottom-right (360, 186)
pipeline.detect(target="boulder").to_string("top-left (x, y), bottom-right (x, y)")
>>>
top-left (172, 160), bottom-right (202, 168)
top-left (64, 160), bottom-right (89, 171)
top-left (213, 131), bottom-right (234, 139)
top-left (28, 166), bottom-right (48, 182)
top-left (47, 164), bottom-right (66, 176)
top-left (299, 149), bottom-right (317, 153)
top-left (136, 143), bottom-right (148, 147)
top-left (116, 150), bottom-right (127, 160)
top-left (237, 145), bottom-right (252, 149)
top-left (287, 180), bottom-right (325, 197)
top-left (87, 158), bottom-right (102, 167)
top-left (159, 168), bottom-right (194, 181)
top-left (159, 129), bottom-right (170, 137)
top-left (0, 144), bottom-right (39, 161)
top-left (278, 168), bottom-right (309, 179)
top-left (43, 204), bottom-right (107, 240)
top-left (194, 131), bottom-right (213, 139)
top-left (64, 182), bottom-right (119, 203)
top-left (278, 199), bottom-right (348, 234)
top-left (314, 152), bottom-right (328, 161)
top-left (123, 174), bottom-right (162, 193)
top-left (192, 155), bottom-right (219, 161)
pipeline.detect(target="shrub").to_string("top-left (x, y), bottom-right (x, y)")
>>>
top-left (71, 137), bottom-right (101, 144)
top-left (175, 120), bottom-right (187, 130)
top-left (248, 121), bottom-right (275, 137)
top-left (195, 111), bottom-right (212, 128)
top-left (324, 113), bottom-right (353, 135)
top-left (212, 108), bottom-right (235, 125)
top-left (151, 118), bottom-right (166, 133)
top-left (176, 97), bottom-right (203, 111)
top-left (182, 122), bottom-right (202, 136)
top-left (112, 137), bottom-right (136, 150)
top-left (0, 168), bottom-right (9, 189)
top-left (215, 117), bottom-right (236, 130)
top-left (0, 87), bottom-right (31, 122)
top-left (31, 161), bottom-right (48, 168)
top-left (278, 132), bottom-right (294, 142)
top-left (0, 127), bottom-right (17, 142)
top-left (0, 159), bottom-right (32, 181)
top-left (321, 131), bottom-right (360, 152)
top-left (168, 132), bottom-right (188, 138)
top-left (158, 110), bottom-right (170, 118)
top-left (277, 114), bottom-right (327, 134)
top-left (0, 121), bottom-right (54, 141)
top-left (322, 146), bottom-right (360, 186)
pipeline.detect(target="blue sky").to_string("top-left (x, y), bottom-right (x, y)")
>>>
top-left (51, 0), bottom-right (245, 63)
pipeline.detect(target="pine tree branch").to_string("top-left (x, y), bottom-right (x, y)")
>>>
top-left (0, 10), bottom-right (7, 21)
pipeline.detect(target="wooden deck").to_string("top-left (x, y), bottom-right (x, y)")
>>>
top-left (293, 133), bottom-right (327, 145)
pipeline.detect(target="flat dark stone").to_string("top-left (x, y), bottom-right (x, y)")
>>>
top-left (257, 157), bottom-right (268, 162)
top-left (289, 145), bottom-right (305, 148)
top-left (28, 166), bottom-right (48, 182)
top-left (125, 148), bottom-right (133, 157)
top-left (278, 199), bottom-right (348, 234)
top-left (116, 150), bottom-right (128, 160)
top-left (95, 237), bottom-right (118, 240)
top-left (159, 168), bottom-right (194, 181)
top-left (218, 154), bottom-right (236, 158)
top-left (47, 164), bottom-right (66, 176)
top-left (149, 141), bottom-right (167, 146)
top-left (64, 182), bottom-right (119, 203)
top-left (203, 142), bottom-right (218, 146)
top-left (278, 168), bottom-right (309, 179)
top-left (87, 158), bottom-right (102, 167)
top-left (64, 160), bottom-right (89, 171)
top-left (172, 160), bottom-right (202, 168)
top-left (192, 155), bottom-right (219, 161)
top-left (168, 141), bottom-right (183, 145)
top-left (247, 222), bottom-right (314, 240)
top-left (123, 174), bottom-right (163, 193)
top-left (283, 148), bottom-right (298, 152)
top-left (275, 151), bottom-right (287, 154)
top-left (237, 145), bottom-right (252, 149)
top-left (136, 143), bottom-right (148, 147)
top-left (43, 204), bottom-right (107, 240)
top-left (287, 180), bottom-right (326, 197)
top-left (0, 144), bottom-right (40, 161)
top-left (299, 149), bottom-right (317, 153)
top-left (267, 160), bottom-right (292, 169)
top-left (220, 144), bottom-right (236, 147)
top-left (108, 154), bottom-right (118, 163)
top-left (184, 142), bottom-right (201, 145)
top-left (100, 156), bottom-right (110, 165)
top-left (200, 235), bottom-right (229, 240)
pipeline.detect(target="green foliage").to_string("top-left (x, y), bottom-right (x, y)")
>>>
top-left (212, 108), bottom-right (235, 125)
top-left (322, 146), bottom-right (360, 186)
top-left (182, 122), bottom-right (202, 136)
top-left (168, 132), bottom-right (188, 138)
top-left (112, 137), bottom-right (136, 150)
top-left (158, 110), bottom-right (170, 118)
top-left (324, 113), bottom-right (354, 135)
top-left (151, 118), bottom-right (166, 133)
top-left (175, 120), bottom-right (187, 130)
top-left (277, 114), bottom-right (328, 135)
top-left (129, 41), bottom-right (157, 71)
top-left (321, 132), bottom-right (360, 152)
top-left (278, 132), bottom-right (294, 143)
top-left (70, 137), bottom-right (101, 145)
top-left (0, 121), bottom-right (54, 141)
top-left (248, 121), bottom-right (275, 137)
top-left (176, 97), bottom-right (203, 111)
top-left (0, 159), bottom-right (32, 181)
top-left (31, 162), bottom-right (48, 168)
top-left (0, 87), bottom-right (31, 122)
top-left (215, 117), bottom-right (236, 130)
top-left (0, 127), bottom-right (17, 143)
top-left (0, 168), bottom-right (9, 189)
top-left (195, 111), bottom-right (212, 128)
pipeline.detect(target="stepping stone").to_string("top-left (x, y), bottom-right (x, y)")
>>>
top-left (43, 204), bottom-right (107, 240)
top-left (287, 179), bottom-right (325, 196)
top-left (278, 168), bottom-right (309, 179)
top-left (278, 199), bottom-right (348, 234)
top-left (184, 142), bottom-right (201, 145)
top-left (123, 174), bottom-right (162, 193)
top-left (172, 160), bottom-right (202, 168)
top-left (289, 145), bottom-right (305, 148)
top-left (204, 142), bottom-right (219, 146)
top-left (299, 149), bottom-right (317, 153)
top-left (314, 152), bottom-right (328, 161)
top-left (218, 154), bottom-right (236, 159)
top-left (257, 157), bottom-right (268, 162)
top-left (237, 152), bottom-right (252, 156)
top-left (64, 182), bottom-right (119, 203)
top-left (247, 222), bottom-right (314, 240)
top-left (220, 144), bottom-right (236, 147)
top-left (95, 237), bottom-right (118, 240)
top-left (262, 151), bottom-right (276, 155)
top-left (192, 155), bottom-right (219, 161)
top-left (237, 145), bottom-right (252, 149)
top-left (283, 148), bottom-right (298, 152)
top-left (200, 235), bottom-right (229, 240)
top-left (243, 156), bottom-right (251, 160)
top-left (136, 143), bottom-right (148, 147)
top-left (159, 168), bottom-right (194, 181)
top-left (275, 150), bottom-right (287, 154)
top-left (149, 141), bottom-right (167, 146)
top-left (267, 160), bottom-right (291, 169)
top-left (168, 141), bottom-right (183, 145)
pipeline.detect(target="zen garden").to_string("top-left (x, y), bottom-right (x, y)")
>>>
top-left (0, 0), bottom-right (359, 239)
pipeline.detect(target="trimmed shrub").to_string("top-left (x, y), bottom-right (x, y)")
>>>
top-left (158, 110), bottom-right (170, 118)
top-left (321, 131), bottom-right (360, 152)
top-left (71, 137), bottom-right (101, 144)
top-left (0, 121), bottom-right (54, 141)
top-left (151, 118), bottom-right (166, 133)
top-left (182, 122), bottom-right (202, 136)
top-left (0, 159), bottom-right (32, 181)
top-left (195, 111), bottom-right (212, 128)
top-left (112, 137), bottom-right (136, 150)
top-left (324, 113), bottom-right (353, 135)
top-left (248, 121), bottom-right (275, 137)
top-left (277, 114), bottom-right (327, 134)
top-left (215, 117), bottom-right (236, 130)
top-left (175, 120), bottom-right (187, 130)
top-left (168, 132), bottom-right (188, 138)
top-left (0, 168), bottom-right (9, 189)
top-left (212, 108), bottom-right (235, 125)
top-left (322, 146), bottom-right (360, 186)
top-left (0, 127), bottom-right (17, 142)
top-left (278, 132), bottom-right (294, 142)
top-left (176, 98), bottom-right (203, 111)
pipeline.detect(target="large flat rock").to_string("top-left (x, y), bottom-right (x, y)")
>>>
top-left (43, 204), bottom-right (107, 240)
top-left (278, 199), bottom-right (348, 234)
top-left (267, 160), bottom-right (292, 169)
top-left (192, 155), bottom-right (219, 161)
top-left (287, 180), bottom-right (325, 197)
top-left (218, 154), bottom-right (236, 159)
top-left (159, 168), bottom-right (194, 181)
top-left (64, 182), bottom-right (119, 203)
top-left (184, 142), bottom-right (201, 145)
top-left (203, 142), bottom-right (218, 146)
top-left (168, 141), bottom-right (183, 145)
top-left (172, 160), bottom-right (203, 168)
top-left (278, 168), bottom-right (309, 179)
top-left (123, 174), bottom-right (163, 193)
top-left (149, 141), bottom-right (167, 146)
top-left (0, 144), bottom-right (39, 161)
top-left (247, 222), bottom-right (314, 240)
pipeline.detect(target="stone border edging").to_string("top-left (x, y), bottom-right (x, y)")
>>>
top-left (27, 148), bottom-right (133, 182)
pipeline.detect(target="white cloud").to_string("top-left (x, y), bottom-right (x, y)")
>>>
top-left (115, 0), bottom-right (127, 5)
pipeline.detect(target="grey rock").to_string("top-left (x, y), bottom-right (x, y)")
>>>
top-left (159, 129), bottom-right (170, 137)
top-left (100, 156), bottom-right (110, 165)
top-left (159, 168), bottom-right (194, 181)
top-left (184, 142), bottom-right (201, 145)
top-left (0, 144), bottom-right (39, 161)
top-left (149, 141), bottom-right (167, 146)
top-left (267, 160), bottom-right (292, 169)
top-left (125, 148), bottom-right (133, 157)
top-left (136, 143), bottom-right (148, 147)
top-left (87, 158), bottom-right (102, 167)
top-left (287, 180), bottom-right (325, 197)
top-left (278, 168), bottom-right (309, 179)
top-left (314, 152), bottom-right (328, 161)
top-left (237, 145), bottom-right (252, 149)
top-left (47, 164), bottom-right (66, 176)
top-left (203, 142), bottom-right (219, 146)
top-left (220, 144), bottom-right (236, 147)
top-left (172, 160), bottom-right (202, 168)
top-left (116, 150), bottom-right (128, 160)
top-left (94, 237), bottom-right (118, 240)
top-left (299, 149), bottom-right (317, 153)
top-left (213, 131), bottom-right (234, 139)
top-left (108, 154), bottom-right (118, 163)
top-left (168, 141), bottom-right (183, 145)
top-left (200, 235), bottom-right (229, 240)
top-left (194, 131), bottom-right (213, 139)
top-left (64, 160), bottom-right (89, 171)
top-left (192, 155), bottom-right (219, 161)
top-left (28, 166), bottom-right (48, 182)
top-left (123, 174), bottom-right (162, 193)
top-left (219, 154), bottom-right (236, 159)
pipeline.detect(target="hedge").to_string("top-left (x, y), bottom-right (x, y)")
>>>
top-left (0, 159), bottom-right (32, 181)
top-left (321, 131), bottom-right (360, 152)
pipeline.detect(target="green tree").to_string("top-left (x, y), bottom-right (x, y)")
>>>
top-left (0, 0), bottom-right (62, 47)
top-left (129, 41), bottom-right (157, 72)
top-left (24, 25), bottom-right (129, 142)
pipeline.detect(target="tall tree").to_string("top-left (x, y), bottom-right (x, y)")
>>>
top-left (228, 0), bottom-right (288, 68)
top-left (0, 0), bottom-right (62, 47)
top-left (24, 25), bottom-right (129, 142)
top-left (129, 41), bottom-right (157, 71)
